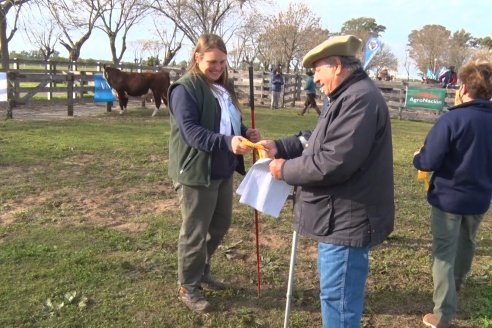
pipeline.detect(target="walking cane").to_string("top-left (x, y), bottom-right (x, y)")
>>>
top-left (283, 229), bottom-right (299, 328)
top-left (248, 65), bottom-right (262, 296)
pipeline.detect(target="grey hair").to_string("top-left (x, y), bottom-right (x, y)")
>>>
top-left (324, 56), bottom-right (362, 75)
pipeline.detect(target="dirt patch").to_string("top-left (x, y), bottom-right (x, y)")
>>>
top-left (1, 98), bottom-right (156, 121)
top-left (0, 183), bottom-right (179, 230)
top-left (113, 222), bottom-right (149, 233)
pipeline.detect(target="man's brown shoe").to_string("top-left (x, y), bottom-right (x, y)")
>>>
top-left (178, 287), bottom-right (211, 313)
top-left (201, 274), bottom-right (228, 291)
top-left (423, 313), bottom-right (450, 328)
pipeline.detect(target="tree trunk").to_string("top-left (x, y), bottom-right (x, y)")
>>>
top-left (0, 12), bottom-right (10, 71)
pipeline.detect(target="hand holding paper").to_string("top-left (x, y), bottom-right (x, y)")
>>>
top-left (236, 158), bottom-right (292, 218)
top-left (269, 158), bottom-right (286, 180)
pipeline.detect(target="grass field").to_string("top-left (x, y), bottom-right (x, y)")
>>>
top-left (0, 107), bottom-right (490, 327)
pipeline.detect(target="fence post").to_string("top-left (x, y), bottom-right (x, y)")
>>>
top-left (399, 81), bottom-right (407, 120)
top-left (79, 72), bottom-right (86, 99)
top-left (46, 60), bottom-right (53, 100)
top-left (6, 72), bottom-right (15, 119)
top-left (67, 73), bottom-right (74, 116)
top-left (260, 71), bottom-right (266, 105)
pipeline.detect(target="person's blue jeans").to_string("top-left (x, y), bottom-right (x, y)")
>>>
top-left (318, 242), bottom-right (370, 328)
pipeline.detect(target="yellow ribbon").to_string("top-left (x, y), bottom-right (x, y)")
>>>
top-left (242, 139), bottom-right (266, 159)
top-left (417, 170), bottom-right (430, 191)
top-left (454, 89), bottom-right (462, 105)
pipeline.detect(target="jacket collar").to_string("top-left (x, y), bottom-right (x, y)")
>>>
top-left (449, 98), bottom-right (492, 111)
top-left (329, 68), bottom-right (368, 100)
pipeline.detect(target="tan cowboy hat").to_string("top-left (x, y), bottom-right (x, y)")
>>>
top-left (302, 35), bottom-right (362, 68)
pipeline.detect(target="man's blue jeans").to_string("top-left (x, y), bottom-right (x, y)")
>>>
top-left (318, 242), bottom-right (370, 328)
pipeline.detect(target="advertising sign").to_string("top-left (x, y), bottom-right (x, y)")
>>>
top-left (405, 87), bottom-right (446, 111)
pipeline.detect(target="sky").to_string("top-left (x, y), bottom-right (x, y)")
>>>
top-left (8, 0), bottom-right (492, 78)
top-left (279, 0), bottom-right (491, 77)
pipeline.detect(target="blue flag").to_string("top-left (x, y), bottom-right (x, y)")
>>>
top-left (427, 67), bottom-right (436, 79)
top-left (94, 73), bottom-right (115, 102)
top-left (363, 36), bottom-right (381, 70)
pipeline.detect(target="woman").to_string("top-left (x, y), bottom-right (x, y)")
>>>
top-left (167, 33), bottom-right (260, 314)
top-left (414, 59), bottom-right (492, 328)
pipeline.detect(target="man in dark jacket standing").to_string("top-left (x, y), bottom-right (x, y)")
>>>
top-left (259, 35), bottom-right (394, 327)
top-left (270, 69), bottom-right (284, 109)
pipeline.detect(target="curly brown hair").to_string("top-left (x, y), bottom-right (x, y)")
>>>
top-left (458, 60), bottom-right (492, 100)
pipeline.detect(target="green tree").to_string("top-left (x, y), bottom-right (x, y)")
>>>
top-left (448, 29), bottom-right (474, 70)
top-left (340, 17), bottom-right (392, 71)
top-left (341, 16), bottom-right (386, 55)
top-left (341, 17), bottom-right (386, 38)
top-left (474, 36), bottom-right (492, 49)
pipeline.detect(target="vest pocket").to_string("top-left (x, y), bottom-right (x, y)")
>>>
top-left (179, 149), bottom-right (197, 174)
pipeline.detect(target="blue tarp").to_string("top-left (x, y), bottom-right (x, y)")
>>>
top-left (94, 73), bottom-right (115, 102)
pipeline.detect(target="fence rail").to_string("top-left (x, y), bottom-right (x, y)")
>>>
top-left (2, 59), bottom-right (456, 121)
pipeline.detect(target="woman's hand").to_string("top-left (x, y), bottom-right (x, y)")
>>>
top-left (231, 136), bottom-right (252, 155)
top-left (246, 128), bottom-right (261, 143)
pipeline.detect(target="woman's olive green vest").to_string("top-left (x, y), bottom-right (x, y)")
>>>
top-left (168, 73), bottom-right (217, 187)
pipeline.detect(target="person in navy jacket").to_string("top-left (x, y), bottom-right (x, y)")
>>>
top-left (414, 59), bottom-right (492, 328)
top-left (270, 69), bottom-right (284, 109)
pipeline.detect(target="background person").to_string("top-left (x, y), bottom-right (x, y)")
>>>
top-left (299, 70), bottom-right (321, 116)
top-left (377, 66), bottom-right (391, 81)
top-left (259, 35), bottom-right (394, 328)
top-left (413, 59), bottom-right (492, 328)
top-left (438, 66), bottom-right (458, 88)
top-left (168, 33), bottom-right (260, 314)
top-left (270, 69), bottom-right (284, 109)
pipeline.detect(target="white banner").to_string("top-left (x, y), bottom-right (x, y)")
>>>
top-left (0, 72), bottom-right (7, 102)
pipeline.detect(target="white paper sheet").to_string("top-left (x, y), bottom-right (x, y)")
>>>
top-left (236, 158), bottom-right (293, 218)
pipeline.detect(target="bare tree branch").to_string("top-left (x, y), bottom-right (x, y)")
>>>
top-left (22, 4), bottom-right (60, 60)
top-left (42, 0), bottom-right (102, 61)
top-left (95, 0), bottom-right (148, 64)
top-left (258, 3), bottom-right (327, 73)
top-left (148, 0), bottom-right (250, 45)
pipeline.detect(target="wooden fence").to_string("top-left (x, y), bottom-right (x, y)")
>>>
top-left (2, 59), bottom-right (456, 121)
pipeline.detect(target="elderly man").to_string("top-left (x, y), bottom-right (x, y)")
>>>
top-left (259, 35), bottom-right (395, 327)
